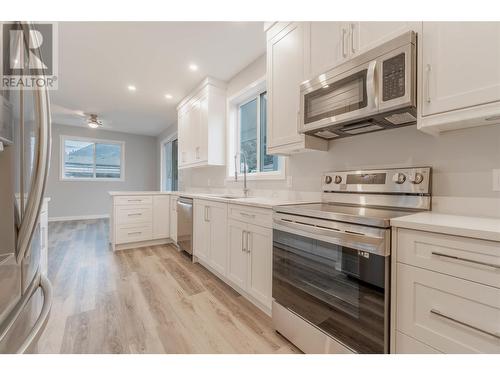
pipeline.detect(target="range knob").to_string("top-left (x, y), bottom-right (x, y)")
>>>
top-left (334, 175), bottom-right (343, 184)
top-left (392, 172), bottom-right (406, 184)
top-left (408, 172), bottom-right (424, 184)
top-left (324, 175), bottom-right (333, 184)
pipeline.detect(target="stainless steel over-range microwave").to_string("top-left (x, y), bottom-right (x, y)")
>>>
top-left (299, 31), bottom-right (417, 140)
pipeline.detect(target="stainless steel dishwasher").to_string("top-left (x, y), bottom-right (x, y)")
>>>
top-left (177, 197), bottom-right (193, 254)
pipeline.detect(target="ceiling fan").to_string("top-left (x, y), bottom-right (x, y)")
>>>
top-left (51, 104), bottom-right (112, 129)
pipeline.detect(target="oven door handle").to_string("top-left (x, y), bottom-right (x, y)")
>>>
top-left (273, 217), bottom-right (389, 255)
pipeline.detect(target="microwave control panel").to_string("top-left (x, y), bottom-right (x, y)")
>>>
top-left (382, 53), bottom-right (405, 101)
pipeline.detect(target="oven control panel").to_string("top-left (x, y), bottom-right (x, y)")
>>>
top-left (322, 167), bottom-right (431, 194)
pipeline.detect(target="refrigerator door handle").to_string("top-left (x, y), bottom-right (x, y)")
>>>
top-left (16, 22), bottom-right (52, 265)
top-left (16, 274), bottom-right (53, 353)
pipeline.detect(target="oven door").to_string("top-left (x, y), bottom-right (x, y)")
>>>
top-left (299, 60), bottom-right (378, 136)
top-left (272, 215), bottom-right (390, 353)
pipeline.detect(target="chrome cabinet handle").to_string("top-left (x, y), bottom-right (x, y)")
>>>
top-left (16, 22), bottom-right (52, 265)
top-left (342, 28), bottom-right (347, 58)
top-left (127, 199), bottom-right (143, 202)
top-left (350, 23), bottom-right (356, 54)
top-left (247, 232), bottom-right (251, 253)
top-left (431, 251), bottom-right (500, 269)
top-left (430, 309), bottom-right (500, 340)
top-left (425, 64), bottom-right (432, 103)
top-left (128, 231), bottom-right (142, 235)
top-left (241, 230), bottom-right (246, 252)
top-left (128, 213), bottom-right (142, 216)
top-left (240, 212), bottom-right (256, 219)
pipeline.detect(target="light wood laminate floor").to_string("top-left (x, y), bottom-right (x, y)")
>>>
top-left (37, 219), bottom-right (299, 354)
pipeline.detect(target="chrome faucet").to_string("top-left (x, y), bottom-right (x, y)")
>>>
top-left (234, 152), bottom-right (249, 197)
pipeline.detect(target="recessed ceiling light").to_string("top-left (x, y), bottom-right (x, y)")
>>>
top-left (127, 85), bottom-right (136, 91)
top-left (165, 94), bottom-right (173, 100)
top-left (189, 64), bottom-right (198, 71)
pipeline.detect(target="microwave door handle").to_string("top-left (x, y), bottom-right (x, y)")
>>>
top-left (366, 60), bottom-right (377, 111)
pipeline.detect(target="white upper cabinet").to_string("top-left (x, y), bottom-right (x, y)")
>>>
top-left (306, 22), bottom-right (345, 78)
top-left (266, 22), bottom-right (328, 155)
top-left (419, 22), bottom-right (500, 133)
top-left (306, 22), bottom-right (420, 79)
top-left (351, 22), bottom-right (421, 56)
top-left (177, 77), bottom-right (226, 169)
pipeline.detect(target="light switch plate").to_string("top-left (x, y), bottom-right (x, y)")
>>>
top-left (493, 169), bottom-right (500, 191)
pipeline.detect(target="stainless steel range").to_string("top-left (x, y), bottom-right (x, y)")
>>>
top-left (272, 167), bottom-right (431, 354)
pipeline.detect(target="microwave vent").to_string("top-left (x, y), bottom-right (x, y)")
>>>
top-left (385, 112), bottom-right (416, 125)
top-left (342, 122), bottom-right (384, 135)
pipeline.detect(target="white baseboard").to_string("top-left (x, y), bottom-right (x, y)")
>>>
top-left (48, 214), bottom-right (110, 222)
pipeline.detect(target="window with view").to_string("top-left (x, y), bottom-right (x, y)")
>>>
top-left (238, 91), bottom-right (278, 174)
top-left (61, 137), bottom-right (124, 180)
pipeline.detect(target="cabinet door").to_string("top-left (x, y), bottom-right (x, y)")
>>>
top-left (170, 196), bottom-right (177, 243)
top-left (152, 195), bottom-right (170, 239)
top-left (207, 203), bottom-right (228, 275)
top-left (422, 22), bottom-right (500, 116)
top-left (193, 201), bottom-right (209, 262)
top-left (190, 99), bottom-right (201, 164)
top-left (351, 22), bottom-right (420, 56)
top-left (267, 22), bottom-right (306, 150)
top-left (246, 224), bottom-right (273, 308)
top-left (197, 95), bottom-right (208, 163)
top-left (227, 219), bottom-right (248, 291)
top-left (307, 22), bottom-right (346, 78)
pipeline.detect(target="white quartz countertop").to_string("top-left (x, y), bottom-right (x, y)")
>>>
top-left (108, 191), bottom-right (172, 196)
top-left (391, 212), bottom-right (500, 242)
top-left (108, 191), bottom-right (316, 208)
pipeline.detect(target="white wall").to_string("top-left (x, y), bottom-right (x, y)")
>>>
top-left (159, 54), bottom-right (500, 217)
top-left (46, 124), bottom-right (158, 219)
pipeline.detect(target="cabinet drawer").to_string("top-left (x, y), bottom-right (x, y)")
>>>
top-left (395, 331), bottom-right (441, 354)
top-left (115, 195), bottom-right (153, 206)
top-left (396, 263), bottom-right (500, 353)
top-left (115, 224), bottom-right (152, 244)
top-left (115, 205), bottom-right (152, 225)
top-left (228, 204), bottom-right (272, 227)
top-left (396, 228), bottom-right (500, 288)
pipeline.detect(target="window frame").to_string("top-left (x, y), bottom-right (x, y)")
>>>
top-left (226, 76), bottom-right (285, 181)
top-left (60, 135), bottom-right (125, 182)
top-left (159, 132), bottom-right (178, 191)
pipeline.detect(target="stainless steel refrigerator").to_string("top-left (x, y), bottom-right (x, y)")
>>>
top-left (0, 22), bottom-right (52, 353)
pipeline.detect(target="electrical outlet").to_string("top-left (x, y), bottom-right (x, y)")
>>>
top-left (493, 169), bottom-right (500, 192)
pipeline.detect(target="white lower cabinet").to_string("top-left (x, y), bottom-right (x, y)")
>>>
top-left (207, 203), bottom-right (228, 275)
top-left (170, 195), bottom-right (178, 243)
top-left (152, 195), bottom-right (170, 240)
top-left (110, 193), bottom-right (172, 251)
top-left (193, 199), bottom-right (228, 275)
top-left (227, 215), bottom-right (273, 311)
top-left (246, 224), bottom-right (273, 308)
top-left (227, 219), bottom-right (248, 290)
top-left (392, 227), bottom-right (500, 354)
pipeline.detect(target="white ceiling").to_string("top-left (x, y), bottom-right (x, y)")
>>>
top-left (51, 22), bottom-right (266, 136)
